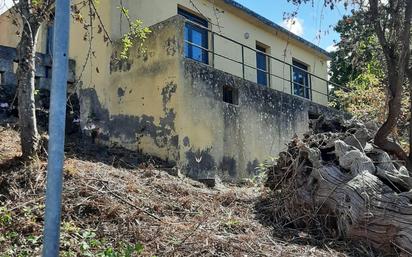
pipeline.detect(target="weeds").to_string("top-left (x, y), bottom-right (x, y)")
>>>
top-left (0, 124), bottom-right (365, 257)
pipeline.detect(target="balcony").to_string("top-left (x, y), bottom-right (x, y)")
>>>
top-left (181, 18), bottom-right (345, 106)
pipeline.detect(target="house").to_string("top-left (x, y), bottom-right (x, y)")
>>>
top-left (0, 0), bottom-right (342, 184)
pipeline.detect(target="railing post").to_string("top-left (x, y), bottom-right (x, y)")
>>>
top-left (326, 81), bottom-right (330, 103)
top-left (241, 45), bottom-right (245, 79)
top-left (267, 55), bottom-right (271, 88)
top-left (211, 32), bottom-right (215, 68)
top-left (290, 65), bottom-right (293, 95)
top-left (309, 74), bottom-right (312, 101)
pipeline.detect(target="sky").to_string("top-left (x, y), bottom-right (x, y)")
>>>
top-left (0, 0), bottom-right (12, 15)
top-left (235, 0), bottom-right (352, 51)
top-left (0, 0), bottom-right (350, 51)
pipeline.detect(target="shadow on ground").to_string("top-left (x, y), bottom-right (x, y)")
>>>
top-left (64, 133), bottom-right (174, 171)
top-left (254, 192), bottom-right (396, 257)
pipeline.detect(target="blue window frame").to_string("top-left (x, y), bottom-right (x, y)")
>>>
top-left (256, 45), bottom-right (268, 86)
top-left (178, 8), bottom-right (209, 64)
top-left (292, 60), bottom-right (311, 99)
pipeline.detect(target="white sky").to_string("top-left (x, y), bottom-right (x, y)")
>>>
top-left (281, 17), bottom-right (304, 37)
top-left (0, 0), bottom-right (13, 15)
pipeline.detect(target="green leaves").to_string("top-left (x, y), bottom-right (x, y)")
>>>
top-left (99, 242), bottom-right (144, 257)
top-left (0, 207), bottom-right (12, 225)
top-left (117, 6), bottom-right (151, 59)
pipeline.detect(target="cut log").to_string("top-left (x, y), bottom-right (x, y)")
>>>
top-left (266, 117), bottom-right (412, 255)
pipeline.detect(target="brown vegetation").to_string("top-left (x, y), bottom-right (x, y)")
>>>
top-left (0, 118), bottom-right (375, 256)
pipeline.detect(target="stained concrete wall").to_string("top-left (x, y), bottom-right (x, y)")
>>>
top-left (78, 15), bottom-right (342, 182)
top-left (79, 16), bottom-right (185, 164)
top-left (0, 4), bottom-right (338, 182)
top-left (0, 10), bottom-right (49, 53)
top-left (0, 0), bottom-right (330, 107)
top-left (112, 0), bottom-right (330, 105)
top-left (179, 59), bottom-right (342, 181)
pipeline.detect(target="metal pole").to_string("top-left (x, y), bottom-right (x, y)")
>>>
top-left (42, 0), bottom-right (71, 256)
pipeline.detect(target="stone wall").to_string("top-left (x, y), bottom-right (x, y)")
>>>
top-left (0, 45), bottom-right (76, 104)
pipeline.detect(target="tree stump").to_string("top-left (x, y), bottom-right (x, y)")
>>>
top-left (266, 117), bottom-right (412, 255)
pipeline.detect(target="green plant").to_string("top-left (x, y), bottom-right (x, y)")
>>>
top-left (0, 207), bottom-right (12, 225)
top-left (118, 6), bottom-right (151, 59)
top-left (98, 242), bottom-right (144, 257)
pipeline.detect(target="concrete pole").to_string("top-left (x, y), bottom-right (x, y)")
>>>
top-left (42, 0), bottom-right (71, 256)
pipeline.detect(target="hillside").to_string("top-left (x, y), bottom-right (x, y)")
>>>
top-left (0, 119), bottom-right (374, 257)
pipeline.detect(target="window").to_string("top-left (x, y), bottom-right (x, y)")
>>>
top-left (256, 44), bottom-right (269, 86)
top-left (292, 59), bottom-right (311, 99)
top-left (46, 25), bottom-right (54, 55)
top-left (178, 8), bottom-right (209, 64)
top-left (45, 67), bottom-right (52, 79)
top-left (0, 72), bottom-right (4, 85)
top-left (223, 85), bottom-right (239, 105)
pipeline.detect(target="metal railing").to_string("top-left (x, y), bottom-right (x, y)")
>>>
top-left (183, 19), bottom-right (350, 103)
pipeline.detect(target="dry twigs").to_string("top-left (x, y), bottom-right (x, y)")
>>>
top-left (1, 121), bottom-right (372, 256)
top-left (265, 116), bottom-right (412, 256)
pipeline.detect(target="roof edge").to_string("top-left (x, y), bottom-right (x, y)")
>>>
top-left (223, 0), bottom-right (332, 59)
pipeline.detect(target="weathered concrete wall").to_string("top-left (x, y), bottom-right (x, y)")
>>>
top-left (0, 0), bottom-right (113, 109)
top-left (179, 59), bottom-right (344, 181)
top-left (0, 10), bottom-right (49, 53)
top-left (0, 0), bottom-right (331, 107)
top-left (79, 16), bottom-right (185, 164)
top-left (113, 0), bottom-right (330, 105)
top-left (78, 15), bottom-right (343, 183)
top-left (0, 10), bottom-right (341, 183)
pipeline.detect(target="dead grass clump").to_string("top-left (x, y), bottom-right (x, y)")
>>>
top-left (0, 123), bottom-right (371, 256)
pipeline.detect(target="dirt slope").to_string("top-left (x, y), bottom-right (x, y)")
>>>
top-left (0, 122), bottom-right (372, 257)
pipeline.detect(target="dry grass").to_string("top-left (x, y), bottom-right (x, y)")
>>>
top-left (0, 123), bottom-right (373, 257)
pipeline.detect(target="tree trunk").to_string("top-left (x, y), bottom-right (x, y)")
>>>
top-left (267, 117), bottom-right (412, 255)
top-left (16, 21), bottom-right (41, 160)
top-left (369, 0), bottom-right (412, 169)
top-left (409, 68), bottom-right (412, 160)
top-left (374, 66), bottom-right (410, 168)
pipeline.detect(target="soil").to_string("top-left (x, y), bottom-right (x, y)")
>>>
top-left (0, 119), bottom-right (377, 257)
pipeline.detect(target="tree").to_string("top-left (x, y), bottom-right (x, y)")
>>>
top-left (6, 0), bottom-right (149, 160)
top-left (329, 11), bottom-right (383, 87)
top-left (369, 0), bottom-right (411, 167)
top-left (330, 10), bottom-right (412, 151)
top-left (8, 0), bottom-right (54, 160)
top-left (290, 0), bottom-right (412, 169)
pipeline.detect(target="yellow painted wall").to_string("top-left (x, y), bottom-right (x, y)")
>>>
top-left (0, 10), bottom-right (49, 53)
top-left (0, 4), bottom-right (337, 181)
top-left (0, 1), bottom-right (113, 99)
top-left (0, 0), bottom-right (330, 105)
top-left (68, 0), bottom-right (113, 107)
top-left (113, 0), bottom-right (330, 105)
top-left (78, 16), bottom-right (184, 163)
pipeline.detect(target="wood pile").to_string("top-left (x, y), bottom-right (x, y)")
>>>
top-left (266, 116), bottom-right (412, 256)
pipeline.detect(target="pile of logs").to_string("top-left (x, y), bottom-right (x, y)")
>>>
top-left (266, 116), bottom-right (412, 255)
